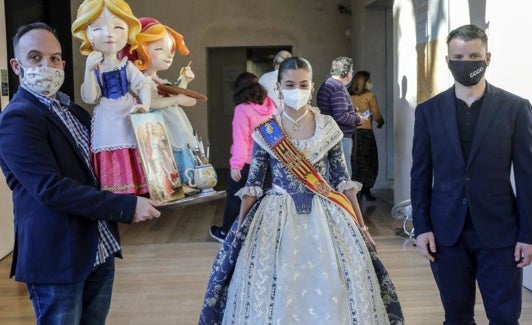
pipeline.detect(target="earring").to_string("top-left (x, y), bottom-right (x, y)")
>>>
top-left (276, 87), bottom-right (284, 109)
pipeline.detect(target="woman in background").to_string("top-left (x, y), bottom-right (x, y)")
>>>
top-left (209, 72), bottom-right (275, 242)
top-left (350, 71), bottom-right (384, 201)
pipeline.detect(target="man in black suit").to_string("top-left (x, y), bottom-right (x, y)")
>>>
top-left (411, 24), bottom-right (532, 324)
top-left (0, 22), bottom-right (161, 324)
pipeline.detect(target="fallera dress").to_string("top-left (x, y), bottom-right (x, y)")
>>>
top-left (90, 58), bottom-right (149, 195)
top-left (199, 107), bottom-right (404, 325)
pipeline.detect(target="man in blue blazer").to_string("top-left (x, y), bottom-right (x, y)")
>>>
top-left (0, 22), bottom-right (161, 324)
top-left (411, 24), bottom-right (532, 325)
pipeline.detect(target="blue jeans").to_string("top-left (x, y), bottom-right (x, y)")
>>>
top-left (341, 137), bottom-right (353, 178)
top-left (26, 257), bottom-right (115, 325)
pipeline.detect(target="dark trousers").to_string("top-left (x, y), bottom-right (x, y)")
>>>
top-left (351, 128), bottom-right (378, 189)
top-left (430, 226), bottom-right (522, 325)
top-left (220, 164), bottom-right (271, 233)
top-left (220, 164), bottom-right (250, 233)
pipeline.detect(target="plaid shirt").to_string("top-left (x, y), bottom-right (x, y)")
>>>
top-left (23, 86), bottom-right (121, 266)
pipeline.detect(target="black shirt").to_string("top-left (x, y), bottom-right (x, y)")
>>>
top-left (454, 88), bottom-right (486, 162)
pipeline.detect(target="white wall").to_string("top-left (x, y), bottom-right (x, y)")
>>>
top-left (392, 0), bottom-right (418, 203)
top-left (0, 0), bottom-right (15, 260)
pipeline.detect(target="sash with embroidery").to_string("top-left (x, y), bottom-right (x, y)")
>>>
top-left (256, 117), bottom-right (361, 226)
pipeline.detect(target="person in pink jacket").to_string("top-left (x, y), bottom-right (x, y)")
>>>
top-left (210, 72), bottom-right (275, 242)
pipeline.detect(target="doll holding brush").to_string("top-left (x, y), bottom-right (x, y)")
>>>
top-left (125, 17), bottom-right (200, 181)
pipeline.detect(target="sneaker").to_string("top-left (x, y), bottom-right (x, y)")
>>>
top-left (209, 225), bottom-right (227, 243)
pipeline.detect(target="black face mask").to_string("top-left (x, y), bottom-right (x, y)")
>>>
top-left (448, 60), bottom-right (487, 86)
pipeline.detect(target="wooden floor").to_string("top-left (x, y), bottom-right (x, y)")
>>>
top-left (1, 182), bottom-right (531, 324)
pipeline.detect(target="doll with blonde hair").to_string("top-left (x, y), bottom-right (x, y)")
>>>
top-left (125, 17), bottom-right (199, 181)
top-left (72, 0), bottom-right (151, 195)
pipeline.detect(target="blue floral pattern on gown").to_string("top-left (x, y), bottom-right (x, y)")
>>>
top-left (199, 109), bottom-right (404, 325)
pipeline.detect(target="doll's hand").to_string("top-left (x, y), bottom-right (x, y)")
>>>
top-left (174, 94), bottom-right (197, 107)
top-left (180, 66), bottom-right (195, 83)
top-left (130, 104), bottom-right (149, 114)
top-left (86, 51), bottom-right (104, 71)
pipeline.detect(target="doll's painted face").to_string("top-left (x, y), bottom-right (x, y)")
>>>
top-left (146, 31), bottom-right (174, 72)
top-left (88, 7), bottom-right (129, 54)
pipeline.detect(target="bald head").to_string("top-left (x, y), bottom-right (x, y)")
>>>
top-left (273, 50), bottom-right (292, 69)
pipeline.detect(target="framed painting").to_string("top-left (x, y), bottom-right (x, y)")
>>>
top-left (130, 111), bottom-right (185, 202)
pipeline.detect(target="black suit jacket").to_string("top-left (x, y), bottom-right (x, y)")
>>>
top-left (0, 88), bottom-right (137, 284)
top-left (411, 82), bottom-right (532, 248)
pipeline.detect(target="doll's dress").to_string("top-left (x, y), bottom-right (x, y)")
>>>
top-left (91, 58), bottom-right (149, 195)
top-left (149, 75), bottom-right (196, 149)
top-left (148, 75), bottom-right (196, 183)
top-left (199, 108), bottom-right (404, 325)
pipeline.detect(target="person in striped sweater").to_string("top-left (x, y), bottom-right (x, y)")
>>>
top-left (317, 56), bottom-right (367, 178)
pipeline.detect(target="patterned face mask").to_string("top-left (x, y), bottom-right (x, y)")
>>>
top-left (17, 61), bottom-right (65, 97)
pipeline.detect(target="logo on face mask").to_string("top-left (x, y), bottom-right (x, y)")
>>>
top-left (281, 88), bottom-right (311, 111)
top-left (18, 61), bottom-right (65, 97)
top-left (469, 66), bottom-right (485, 78)
top-left (448, 59), bottom-right (487, 87)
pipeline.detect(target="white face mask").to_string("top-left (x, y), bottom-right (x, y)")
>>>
top-left (18, 62), bottom-right (65, 97)
top-left (281, 88), bottom-right (311, 111)
top-left (366, 81), bottom-right (373, 91)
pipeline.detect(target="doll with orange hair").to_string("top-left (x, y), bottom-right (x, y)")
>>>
top-left (72, 0), bottom-right (151, 195)
top-left (127, 17), bottom-right (199, 180)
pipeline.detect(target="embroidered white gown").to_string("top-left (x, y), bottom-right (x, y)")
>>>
top-left (200, 108), bottom-right (403, 325)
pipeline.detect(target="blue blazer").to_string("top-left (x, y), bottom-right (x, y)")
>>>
top-left (411, 83), bottom-right (532, 248)
top-left (0, 88), bottom-right (137, 284)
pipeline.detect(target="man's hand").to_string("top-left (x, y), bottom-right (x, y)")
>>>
top-left (416, 231), bottom-right (437, 262)
top-left (133, 197), bottom-right (162, 223)
top-left (515, 242), bottom-right (532, 268)
top-left (358, 114), bottom-right (369, 124)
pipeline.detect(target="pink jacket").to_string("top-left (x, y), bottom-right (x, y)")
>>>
top-left (230, 97), bottom-right (276, 169)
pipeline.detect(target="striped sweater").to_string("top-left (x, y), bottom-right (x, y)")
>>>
top-left (316, 77), bottom-right (360, 136)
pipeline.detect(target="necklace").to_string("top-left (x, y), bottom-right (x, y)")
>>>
top-left (283, 109), bottom-right (309, 131)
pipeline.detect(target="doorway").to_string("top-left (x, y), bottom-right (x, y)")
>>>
top-left (206, 46), bottom-right (291, 168)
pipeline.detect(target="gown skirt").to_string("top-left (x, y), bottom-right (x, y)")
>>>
top-left (199, 191), bottom-right (404, 325)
